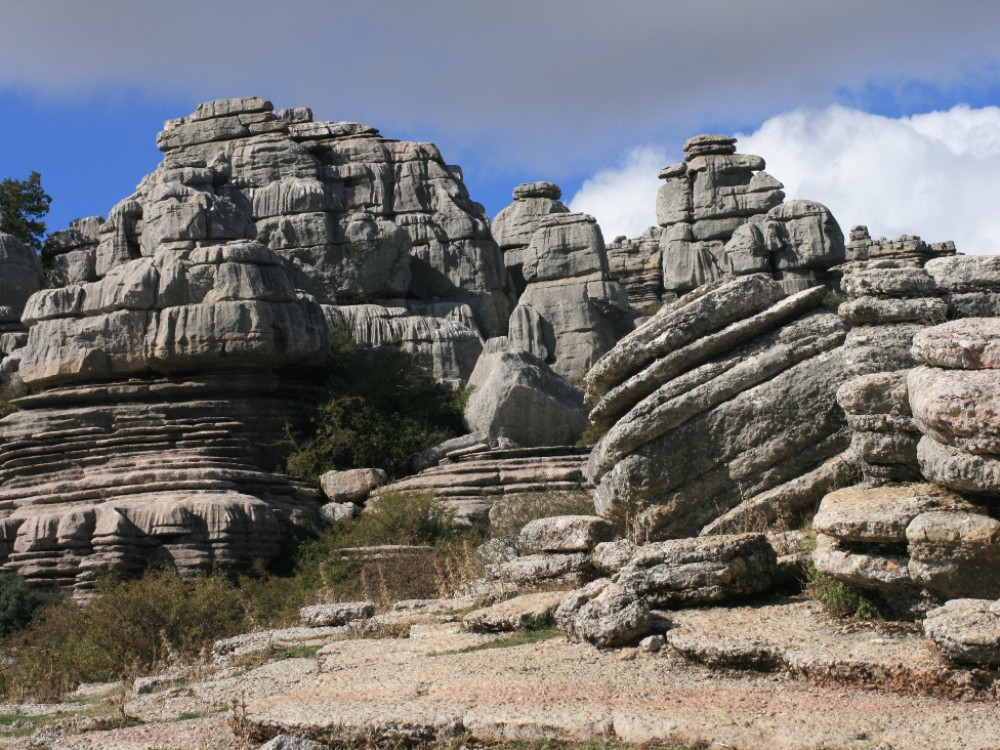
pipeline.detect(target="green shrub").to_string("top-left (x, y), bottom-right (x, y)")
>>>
top-left (285, 327), bottom-right (466, 481)
top-left (0, 573), bottom-right (58, 637)
top-left (0, 570), bottom-right (249, 701)
top-left (806, 568), bottom-right (882, 620)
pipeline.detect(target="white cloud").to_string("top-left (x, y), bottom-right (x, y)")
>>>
top-left (567, 147), bottom-right (668, 242)
top-left (568, 105), bottom-right (1000, 255)
top-left (739, 105), bottom-right (1000, 254)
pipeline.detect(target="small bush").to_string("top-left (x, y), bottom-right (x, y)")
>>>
top-left (0, 573), bottom-right (58, 637)
top-left (285, 327), bottom-right (465, 481)
top-left (806, 568), bottom-right (882, 620)
top-left (0, 570), bottom-right (249, 701)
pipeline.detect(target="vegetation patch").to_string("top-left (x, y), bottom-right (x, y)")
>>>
top-left (806, 567), bottom-right (882, 620)
top-left (285, 326), bottom-right (466, 481)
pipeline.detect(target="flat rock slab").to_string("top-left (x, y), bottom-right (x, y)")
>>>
top-left (18, 602), bottom-right (1000, 750)
top-left (463, 590), bottom-right (565, 633)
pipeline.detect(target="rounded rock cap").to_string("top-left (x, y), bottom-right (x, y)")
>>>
top-left (513, 181), bottom-right (562, 200)
top-left (683, 134), bottom-right (737, 160)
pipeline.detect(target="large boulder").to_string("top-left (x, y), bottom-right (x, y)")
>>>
top-left (463, 349), bottom-right (589, 447)
top-left (584, 274), bottom-right (850, 539)
top-left (923, 598), bottom-right (1000, 667)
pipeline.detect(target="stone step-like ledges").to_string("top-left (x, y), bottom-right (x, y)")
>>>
top-left (378, 445), bottom-right (592, 527)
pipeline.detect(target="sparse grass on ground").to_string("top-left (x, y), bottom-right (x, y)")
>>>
top-left (805, 566), bottom-right (882, 620)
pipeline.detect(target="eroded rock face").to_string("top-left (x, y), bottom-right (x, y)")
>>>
top-left (923, 598), bottom-right (1000, 667)
top-left (495, 189), bottom-right (632, 382)
top-left (584, 274), bottom-right (850, 539)
top-left (554, 578), bottom-right (652, 648)
top-left (656, 134), bottom-right (844, 298)
top-left (604, 228), bottom-right (663, 315)
top-left (463, 349), bottom-right (589, 448)
top-left (0, 211), bottom-right (46, 367)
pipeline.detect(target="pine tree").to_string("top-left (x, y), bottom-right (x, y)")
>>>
top-left (0, 172), bottom-right (52, 253)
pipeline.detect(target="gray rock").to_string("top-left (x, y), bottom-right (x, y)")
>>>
top-left (486, 552), bottom-right (593, 587)
top-left (462, 590), bottom-right (564, 633)
top-left (319, 503), bottom-right (359, 525)
top-left (614, 534), bottom-right (777, 608)
top-left (463, 350), bottom-right (589, 447)
top-left (518, 515), bottom-right (617, 554)
top-left (299, 601), bottom-right (376, 627)
top-left (908, 366), bottom-right (1000, 454)
top-left (841, 267), bottom-right (938, 298)
top-left (554, 578), bottom-right (652, 647)
top-left (838, 296), bottom-right (948, 326)
top-left (813, 484), bottom-right (972, 544)
top-left (923, 598), bottom-right (1000, 667)
top-left (842, 324), bottom-right (925, 377)
top-left (259, 734), bottom-right (330, 750)
top-left (591, 539), bottom-right (636, 575)
top-left (319, 468), bottom-right (387, 504)
top-left (812, 533), bottom-right (914, 593)
top-left (907, 509), bottom-right (1000, 599)
top-left (916, 434), bottom-right (1000, 495)
top-left (925, 254), bottom-right (1000, 293)
top-left (912, 318), bottom-right (1000, 369)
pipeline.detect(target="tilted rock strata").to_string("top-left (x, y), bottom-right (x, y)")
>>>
top-left (585, 274), bottom-right (850, 539)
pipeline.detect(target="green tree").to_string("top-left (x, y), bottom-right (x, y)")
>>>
top-left (0, 172), bottom-right (51, 253)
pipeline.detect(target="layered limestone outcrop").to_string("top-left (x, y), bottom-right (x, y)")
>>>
top-left (496, 185), bottom-right (631, 381)
top-left (657, 134), bottom-right (845, 297)
top-left (0, 234), bottom-right (328, 594)
top-left (0, 211), bottom-right (46, 367)
top-left (604, 228), bottom-right (663, 315)
top-left (814, 310), bottom-right (1000, 615)
top-left (584, 274), bottom-right (851, 541)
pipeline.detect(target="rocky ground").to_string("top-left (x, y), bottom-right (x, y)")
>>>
top-left (3, 594), bottom-right (998, 750)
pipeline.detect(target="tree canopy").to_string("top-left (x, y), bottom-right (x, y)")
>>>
top-left (0, 172), bottom-right (51, 253)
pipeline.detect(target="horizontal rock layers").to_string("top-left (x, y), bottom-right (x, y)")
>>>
top-left (584, 274), bottom-right (851, 540)
top-left (657, 134), bottom-right (844, 298)
top-left (495, 184), bottom-right (631, 381)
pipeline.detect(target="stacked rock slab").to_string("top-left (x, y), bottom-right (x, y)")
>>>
top-left (0, 232), bottom-right (328, 595)
top-left (846, 226), bottom-right (957, 264)
top-left (145, 98), bottom-right (513, 383)
top-left (42, 216), bottom-right (103, 287)
top-left (493, 183), bottom-right (631, 381)
top-left (0, 212), bottom-right (46, 368)
top-left (658, 134), bottom-right (843, 299)
top-left (603, 227), bottom-right (664, 315)
top-left (585, 274), bottom-right (851, 541)
top-left (381, 444), bottom-right (591, 528)
top-left (505, 211), bottom-right (631, 380)
top-left (491, 182), bottom-right (569, 295)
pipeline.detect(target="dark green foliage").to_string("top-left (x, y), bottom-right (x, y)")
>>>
top-left (807, 568), bottom-right (882, 620)
top-left (285, 327), bottom-right (466, 481)
top-left (0, 573), bottom-right (58, 637)
top-left (0, 172), bottom-right (51, 253)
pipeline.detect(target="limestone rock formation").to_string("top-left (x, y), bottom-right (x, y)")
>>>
top-left (462, 349), bottom-right (589, 448)
top-left (491, 181), bottom-right (569, 294)
top-left (655, 134), bottom-right (848, 300)
top-left (923, 598), bottom-right (1000, 667)
top-left (43, 216), bottom-right (103, 287)
top-left (495, 186), bottom-right (631, 381)
top-left (845, 226), bottom-right (957, 265)
top-left (377, 444), bottom-right (591, 528)
top-left (0, 211), bottom-right (46, 367)
top-left (604, 228), bottom-right (664, 314)
top-left (584, 274), bottom-right (850, 540)
top-left (518, 515), bottom-right (616, 554)
top-left (554, 578), bottom-right (652, 648)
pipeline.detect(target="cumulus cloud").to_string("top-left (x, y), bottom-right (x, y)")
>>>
top-left (568, 105), bottom-right (1000, 255)
top-left (739, 105), bottom-right (1000, 254)
top-left (567, 147), bottom-right (668, 241)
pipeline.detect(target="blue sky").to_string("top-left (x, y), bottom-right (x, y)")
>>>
top-left (3, 1), bottom-right (1000, 252)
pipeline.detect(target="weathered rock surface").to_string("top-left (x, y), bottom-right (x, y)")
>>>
top-left (604, 228), bottom-right (664, 313)
top-left (300, 601), bottom-right (375, 627)
top-left (846, 226), bottom-right (957, 265)
top-left (923, 598), bottom-right (1000, 667)
top-left (518, 515), bottom-right (617, 554)
top-left (584, 274), bottom-right (850, 539)
top-left (319, 468), bottom-right (387, 503)
top-left (462, 590), bottom-right (564, 633)
top-left (555, 578), bottom-right (652, 647)
top-left (656, 134), bottom-right (844, 298)
top-left (614, 533), bottom-right (777, 608)
top-left (463, 349), bottom-right (589, 448)
top-left (379, 444), bottom-right (591, 528)
top-left (0, 212), bottom-right (46, 368)
top-left (497, 200), bottom-right (631, 381)
top-left (491, 181), bottom-right (569, 294)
